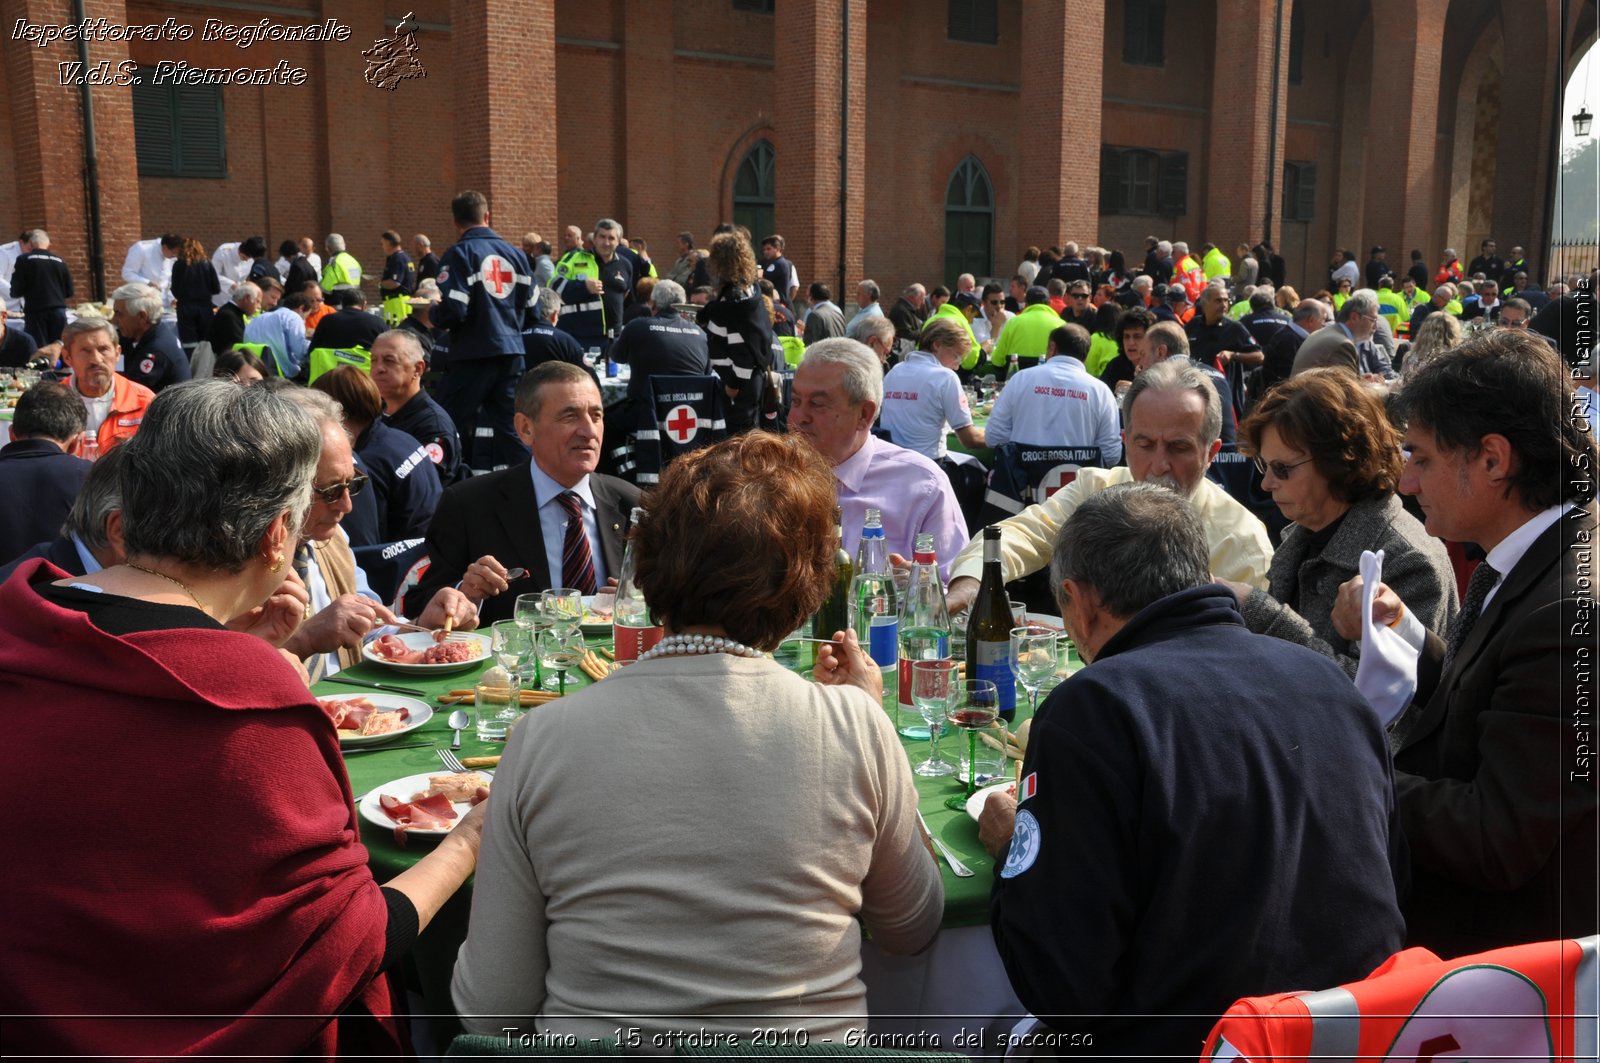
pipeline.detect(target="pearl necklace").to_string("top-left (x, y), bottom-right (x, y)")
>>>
top-left (124, 562), bottom-right (207, 612)
top-left (636, 632), bottom-right (765, 661)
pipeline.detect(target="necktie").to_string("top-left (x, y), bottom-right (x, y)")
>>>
top-left (1442, 561), bottom-right (1499, 676)
top-left (558, 491), bottom-right (598, 594)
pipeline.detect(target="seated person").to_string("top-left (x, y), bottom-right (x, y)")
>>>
top-left (609, 278), bottom-right (711, 408)
top-left (212, 347), bottom-right (269, 385)
top-left (307, 286), bottom-right (385, 356)
top-left (312, 366), bottom-right (443, 543)
top-left (0, 440), bottom-right (125, 581)
top-left (452, 432), bottom-right (942, 1040)
top-left (984, 323), bottom-right (1121, 462)
top-left (523, 286), bottom-right (587, 370)
top-left (0, 306), bottom-right (41, 367)
top-left (0, 380), bottom-right (483, 1057)
top-left (404, 361), bottom-right (640, 624)
top-left (878, 316), bottom-right (983, 460)
top-left (980, 482), bottom-right (1404, 1057)
top-left (109, 283), bottom-right (190, 393)
top-left (207, 281), bottom-right (257, 353)
top-left (0, 381), bottom-right (91, 564)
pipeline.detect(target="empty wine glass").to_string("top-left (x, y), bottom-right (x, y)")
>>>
top-left (541, 587), bottom-right (585, 632)
top-left (944, 678), bottom-right (1000, 809)
top-left (537, 625), bottom-right (586, 696)
top-left (910, 660), bottom-right (958, 778)
top-left (491, 620), bottom-right (532, 672)
top-left (1010, 624), bottom-right (1059, 717)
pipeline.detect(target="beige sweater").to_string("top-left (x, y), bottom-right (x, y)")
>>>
top-left (452, 653), bottom-right (944, 1040)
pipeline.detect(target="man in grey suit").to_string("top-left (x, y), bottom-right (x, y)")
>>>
top-left (406, 361), bottom-right (640, 625)
top-left (1290, 289), bottom-right (1391, 378)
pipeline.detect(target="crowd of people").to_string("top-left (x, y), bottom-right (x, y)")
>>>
top-left (0, 198), bottom-right (1595, 1057)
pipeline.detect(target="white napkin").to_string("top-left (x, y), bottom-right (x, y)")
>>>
top-left (1354, 549), bottom-right (1417, 725)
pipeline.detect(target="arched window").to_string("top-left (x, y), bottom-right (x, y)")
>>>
top-left (732, 140), bottom-right (776, 243)
top-left (944, 156), bottom-right (994, 284)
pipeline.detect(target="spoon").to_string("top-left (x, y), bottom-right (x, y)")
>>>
top-left (447, 709), bottom-right (470, 750)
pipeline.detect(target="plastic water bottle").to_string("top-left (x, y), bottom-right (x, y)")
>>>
top-left (852, 509), bottom-right (898, 679)
top-left (897, 533), bottom-right (950, 739)
top-left (612, 507), bottom-right (662, 662)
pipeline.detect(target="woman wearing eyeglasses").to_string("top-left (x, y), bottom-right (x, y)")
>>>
top-left (1218, 369), bottom-right (1458, 676)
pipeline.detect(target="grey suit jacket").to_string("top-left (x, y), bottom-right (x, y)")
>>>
top-left (1289, 323), bottom-right (1359, 376)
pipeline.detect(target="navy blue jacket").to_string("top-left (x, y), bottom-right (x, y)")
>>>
top-left (121, 320), bottom-right (191, 393)
top-left (431, 226), bottom-right (532, 361)
top-left (991, 585), bottom-right (1405, 1057)
top-left (610, 309), bottom-right (712, 405)
top-left (0, 439), bottom-right (91, 566)
top-left (383, 389), bottom-right (465, 485)
top-left (341, 451), bottom-right (382, 549)
top-left (355, 420), bottom-right (442, 543)
top-left (523, 322), bottom-right (586, 369)
top-left (0, 534), bottom-right (83, 583)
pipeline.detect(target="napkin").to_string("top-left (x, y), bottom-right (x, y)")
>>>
top-left (1354, 549), bottom-right (1416, 725)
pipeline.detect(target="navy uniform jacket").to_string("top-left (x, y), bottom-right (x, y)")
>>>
top-left (284, 255), bottom-right (319, 296)
top-left (0, 439), bottom-right (91, 565)
top-left (384, 389), bottom-right (465, 485)
top-left (308, 308), bottom-right (385, 352)
top-left (355, 419), bottom-right (442, 543)
top-left (0, 534), bottom-right (82, 583)
top-left (0, 326), bottom-right (39, 368)
top-left (12, 251), bottom-right (73, 310)
top-left (991, 586), bottom-right (1405, 1058)
top-left (523, 322), bottom-right (586, 369)
top-left (431, 225), bottom-right (532, 361)
top-left (416, 252), bottom-right (441, 285)
top-left (340, 451), bottom-right (382, 549)
top-left (761, 254), bottom-right (797, 311)
top-left (382, 250), bottom-right (415, 296)
top-left (610, 309), bottom-right (711, 405)
top-left (121, 320), bottom-right (191, 392)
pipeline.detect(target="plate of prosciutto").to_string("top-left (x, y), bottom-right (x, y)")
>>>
top-left (360, 771), bottom-right (492, 840)
top-left (318, 693), bottom-right (433, 746)
top-left (363, 631), bottom-right (490, 674)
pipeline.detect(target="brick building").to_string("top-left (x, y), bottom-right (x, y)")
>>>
top-left (0, 0), bottom-right (1590, 306)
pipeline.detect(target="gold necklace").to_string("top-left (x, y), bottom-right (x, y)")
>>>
top-left (124, 562), bottom-right (207, 612)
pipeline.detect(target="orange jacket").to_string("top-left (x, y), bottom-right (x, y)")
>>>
top-left (61, 373), bottom-right (154, 456)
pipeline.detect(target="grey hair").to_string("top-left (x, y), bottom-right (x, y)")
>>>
top-left (651, 279), bottom-right (686, 310)
top-left (62, 315), bottom-right (118, 349)
top-left (325, 233), bottom-right (346, 252)
top-left (1157, 240), bottom-right (1172, 256)
top-left (374, 328), bottom-right (426, 365)
top-left (595, 218), bottom-right (621, 234)
top-left (64, 442), bottom-right (128, 550)
top-left (848, 312), bottom-right (895, 348)
top-left (111, 282), bottom-right (163, 321)
top-left (1049, 482), bottom-right (1210, 619)
top-left (1123, 355), bottom-right (1223, 447)
top-left (117, 380), bottom-right (320, 572)
top-left (25, 229), bottom-right (47, 246)
top-left (857, 279), bottom-right (880, 303)
top-left (535, 286), bottom-right (563, 321)
top-left (231, 281), bottom-right (261, 307)
top-left (1172, 241), bottom-right (1189, 256)
top-left (1338, 289), bottom-right (1379, 323)
top-left (1132, 275), bottom-right (1153, 291)
top-left (275, 383), bottom-right (346, 433)
top-left (799, 337), bottom-right (884, 409)
top-left (902, 283), bottom-right (925, 298)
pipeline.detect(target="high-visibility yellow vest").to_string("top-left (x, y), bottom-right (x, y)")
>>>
top-left (307, 344), bottom-right (371, 383)
top-left (381, 293), bottom-right (410, 327)
top-left (322, 252), bottom-right (362, 291)
top-left (1202, 248), bottom-right (1231, 280)
top-left (779, 335), bottom-right (806, 368)
top-left (928, 303), bottom-right (982, 370)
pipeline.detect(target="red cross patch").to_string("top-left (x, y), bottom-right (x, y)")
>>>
top-left (424, 442), bottom-right (445, 465)
top-left (479, 254), bottom-right (515, 299)
top-left (663, 404), bottom-right (699, 443)
top-left (1035, 463), bottom-right (1081, 500)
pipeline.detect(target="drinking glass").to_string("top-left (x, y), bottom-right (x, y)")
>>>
top-left (1009, 599), bottom-right (1029, 629)
top-left (541, 587), bottom-right (585, 630)
top-left (512, 593), bottom-right (544, 631)
top-left (476, 672), bottom-right (522, 741)
top-left (1010, 625), bottom-right (1059, 717)
top-left (944, 678), bottom-right (1000, 808)
top-left (491, 620), bottom-right (532, 672)
top-left (910, 660), bottom-right (958, 778)
top-left (537, 625), bottom-right (586, 696)
top-left (958, 717), bottom-right (1009, 788)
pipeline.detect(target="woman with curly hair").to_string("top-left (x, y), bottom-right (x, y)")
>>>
top-left (698, 231), bottom-right (777, 431)
top-left (1399, 310), bottom-right (1463, 378)
top-left (1219, 368), bottom-right (1458, 675)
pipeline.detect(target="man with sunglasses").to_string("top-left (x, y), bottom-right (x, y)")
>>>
top-left (1060, 281), bottom-right (1097, 332)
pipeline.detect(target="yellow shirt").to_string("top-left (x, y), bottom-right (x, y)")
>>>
top-left (947, 466), bottom-right (1274, 590)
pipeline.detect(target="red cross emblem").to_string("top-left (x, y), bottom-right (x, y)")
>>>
top-left (480, 254), bottom-right (515, 298)
top-left (663, 404), bottom-right (699, 443)
top-left (1036, 463), bottom-right (1080, 500)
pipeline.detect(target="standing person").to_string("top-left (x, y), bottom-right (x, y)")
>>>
top-left (1406, 249), bottom-right (1430, 289)
top-left (759, 235), bottom-right (799, 311)
top-left (119, 234), bottom-right (180, 303)
top-left (551, 219), bottom-right (632, 355)
top-left (699, 231), bottom-right (777, 433)
top-left (320, 234), bottom-right (362, 292)
top-left (412, 234), bottom-right (441, 285)
top-left (802, 283), bottom-right (846, 343)
top-left (282, 240), bottom-right (319, 296)
top-left (377, 230), bottom-right (414, 327)
top-left (0, 231), bottom-right (34, 312)
top-left (1186, 285), bottom-right (1261, 421)
top-left (11, 230), bottom-right (72, 346)
top-left (430, 190), bottom-right (534, 471)
top-left (169, 237), bottom-right (220, 349)
top-left (1364, 246), bottom-right (1390, 290)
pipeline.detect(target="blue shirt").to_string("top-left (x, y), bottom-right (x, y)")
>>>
top-left (529, 462), bottom-right (608, 588)
top-left (243, 307), bottom-right (310, 377)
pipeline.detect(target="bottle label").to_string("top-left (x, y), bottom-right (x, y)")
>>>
top-left (972, 638), bottom-right (1017, 718)
top-left (866, 615), bottom-right (899, 670)
top-left (613, 622), bottom-right (663, 662)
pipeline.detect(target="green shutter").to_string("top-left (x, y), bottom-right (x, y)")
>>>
top-left (1158, 152), bottom-right (1188, 217)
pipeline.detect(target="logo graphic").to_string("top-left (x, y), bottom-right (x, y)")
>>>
top-left (663, 404), bottom-right (699, 443)
top-left (479, 255), bottom-right (516, 299)
top-left (424, 442), bottom-right (445, 465)
top-left (363, 11), bottom-right (425, 91)
top-left (999, 810), bottom-right (1040, 879)
top-left (1035, 463), bottom-right (1082, 500)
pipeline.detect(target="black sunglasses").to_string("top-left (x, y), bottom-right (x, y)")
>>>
top-left (311, 472), bottom-right (369, 504)
top-left (1252, 456), bottom-right (1313, 480)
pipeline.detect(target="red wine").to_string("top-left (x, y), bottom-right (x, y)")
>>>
top-left (950, 707), bottom-right (998, 729)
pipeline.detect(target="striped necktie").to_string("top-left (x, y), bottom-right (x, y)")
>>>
top-left (558, 491), bottom-right (598, 595)
top-left (1442, 561), bottom-right (1499, 676)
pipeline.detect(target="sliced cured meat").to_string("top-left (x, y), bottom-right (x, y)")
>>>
top-left (419, 641), bottom-right (477, 664)
top-left (371, 635), bottom-right (425, 664)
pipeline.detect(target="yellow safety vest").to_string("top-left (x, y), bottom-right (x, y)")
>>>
top-left (322, 252), bottom-right (362, 291)
top-left (307, 344), bottom-right (371, 384)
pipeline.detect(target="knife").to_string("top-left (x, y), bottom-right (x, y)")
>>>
top-left (322, 676), bottom-right (430, 697)
top-left (342, 741), bottom-right (436, 755)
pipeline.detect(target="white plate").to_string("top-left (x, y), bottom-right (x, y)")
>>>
top-left (578, 594), bottom-right (613, 636)
top-left (965, 780), bottom-right (1018, 822)
top-left (362, 630), bottom-right (490, 674)
top-left (320, 693), bottom-right (433, 746)
top-left (359, 771), bottom-right (488, 837)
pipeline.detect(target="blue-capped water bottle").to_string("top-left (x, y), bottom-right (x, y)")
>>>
top-left (852, 508), bottom-right (899, 679)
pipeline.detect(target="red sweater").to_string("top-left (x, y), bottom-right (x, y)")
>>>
top-left (0, 559), bottom-right (400, 1057)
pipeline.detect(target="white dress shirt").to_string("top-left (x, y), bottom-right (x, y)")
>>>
top-left (211, 243), bottom-right (249, 307)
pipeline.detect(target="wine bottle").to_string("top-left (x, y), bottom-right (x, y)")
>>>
top-left (966, 526), bottom-right (1017, 720)
top-left (612, 507), bottom-right (662, 662)
top-left (814, 507), bottom-right (853, 641)
top-left (897, 533), bottom-right (951, 740)
top-left (852, 508), bottom-right (898, 674)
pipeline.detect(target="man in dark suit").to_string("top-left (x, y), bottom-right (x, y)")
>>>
top-left (1336, 329), bottom-right (1597, 956)
top-left (0, 437), bottom-right (125, 582)
top-left (406, 360), bottom-right (640, 624)
top-left (0, 381), bottom-right (91, 565)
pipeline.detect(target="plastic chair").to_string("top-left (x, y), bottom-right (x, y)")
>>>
top-left (632, 374), bottom-right (728, 485)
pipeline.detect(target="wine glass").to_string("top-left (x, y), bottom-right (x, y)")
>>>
top-left (541, 587), bottom-right (585, 631)
top-left (944, 679), bottom-right (999, 809)
top-left (491, 620), bottom-right (531, 672)
top-left (910, 660), bottom-right (958, 778)
top-left (537, 625), bottom-right (586, 696)
top-left (1010, 624), bottom-right (1059, 717)
top-left (513, 593), bottom-right (544, 631)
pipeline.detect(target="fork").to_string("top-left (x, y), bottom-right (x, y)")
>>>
top-left (393, 620), bottom-right (476, 643)
top-left (915, 810), bottom-right (975, 877)
top-left (437, 748), bottom-right (469, 773)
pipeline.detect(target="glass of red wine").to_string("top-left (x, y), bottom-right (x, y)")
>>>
top-left (944, 678), bottom-right (999, 810)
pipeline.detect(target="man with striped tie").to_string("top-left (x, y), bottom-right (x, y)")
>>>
top-left (1333, 329), bottom-right (1597, 958)
top-left (406, 361), bottom-right (640, 625)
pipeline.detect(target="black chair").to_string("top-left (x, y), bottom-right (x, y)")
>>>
top-left (938, 451), bottom-right (989, 536)
top-left (352, 538), bottom-right (429, 609)
top-left (633, 374), bottom-right (728, 485)
top-left (976, 442), bottom-right (1104, 529)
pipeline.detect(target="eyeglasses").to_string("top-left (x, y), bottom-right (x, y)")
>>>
top-left (985, 299), bottom-right (1003, 307)
top-left (1252, 456), bottom-right (1314, 480)
top-left (1070, 292), bottom-right (1090, 299)
top-left (311, 472), bottom-right (369, 504)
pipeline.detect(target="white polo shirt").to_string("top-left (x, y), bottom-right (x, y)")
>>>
top-left (984, 355), bottom-right (1123, 462)
top-left (879, 351), bottom-right (972, 460)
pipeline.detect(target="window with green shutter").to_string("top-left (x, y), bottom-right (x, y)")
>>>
top-left (944, 156), bottom-right (994, 285)
top-left (732, 140), bottom-right (775, 243)
top-left (948, 0), bottom-right (999, 44)
top-left (1099, 147), bottom-right (1187, 216)
top-left (1283, 161), bottom-right (1316, 221)
top-left (131, 68), bottom-right (226, 178)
